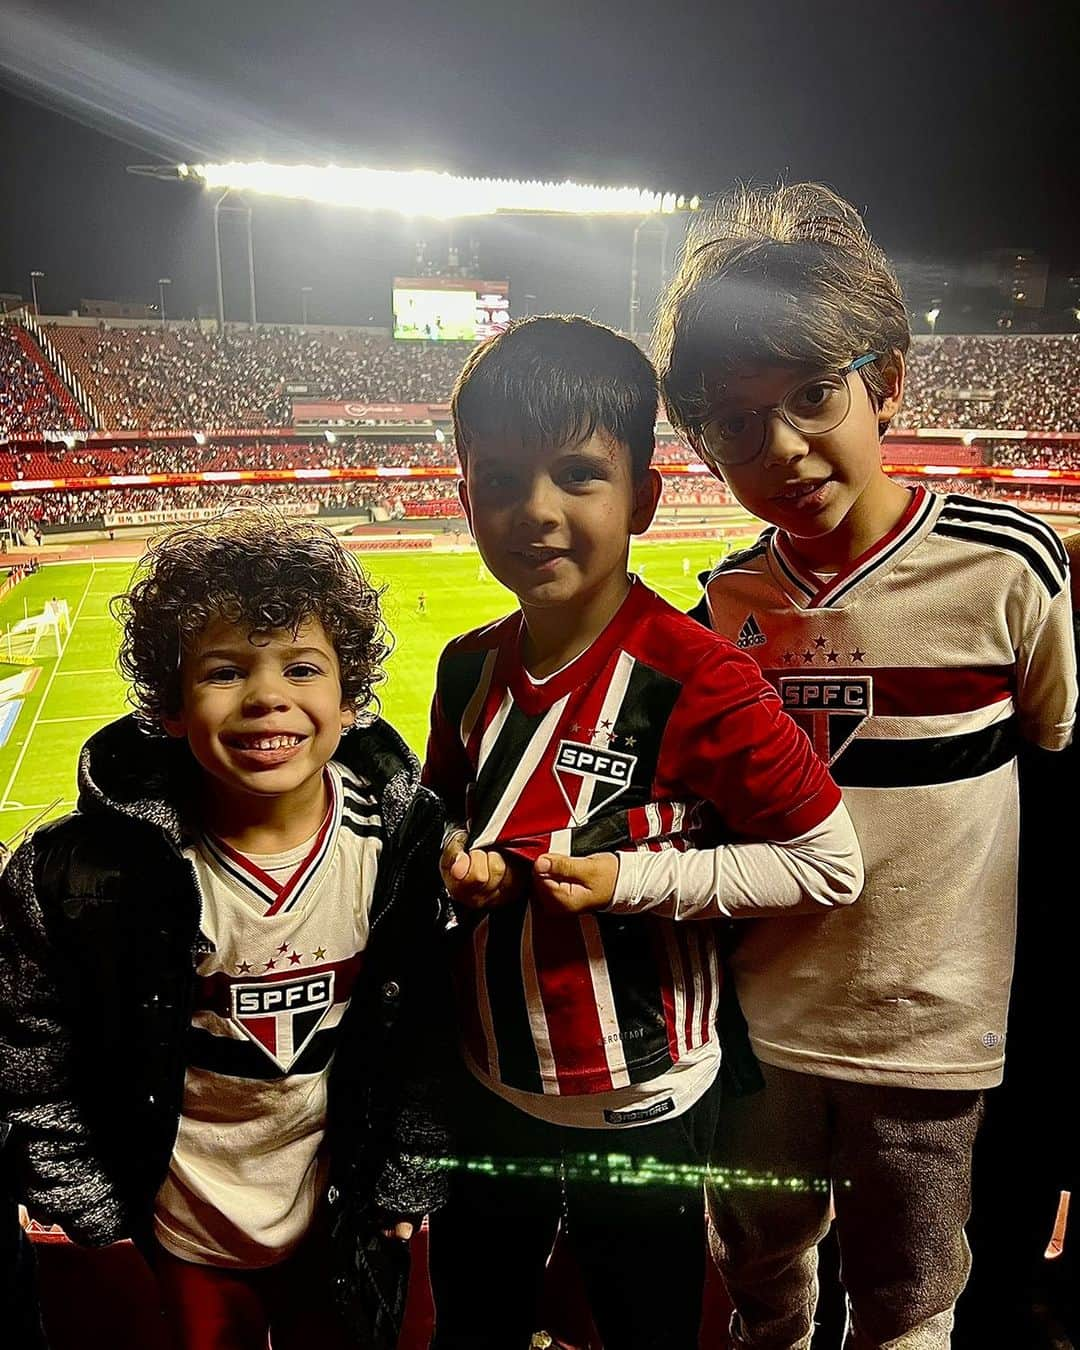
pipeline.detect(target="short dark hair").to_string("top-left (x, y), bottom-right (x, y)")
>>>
top-left (655, 182), bottom-right (911, 452)
top-left (452, 315), bottom-right (658, 477)
top-left (113, 507), bottom-right (389, 728)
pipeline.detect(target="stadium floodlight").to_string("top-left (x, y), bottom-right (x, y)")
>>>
top-left (171, 161), bottom-right (699, 219)
top-left (157, 277), bottom-right (172, 326)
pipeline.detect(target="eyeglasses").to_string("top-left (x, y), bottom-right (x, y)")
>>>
top-left (700, 352), bottom-right (880, 468)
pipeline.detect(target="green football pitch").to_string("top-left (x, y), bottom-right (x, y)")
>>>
top-left (0, 536), bottom-right (752, 846)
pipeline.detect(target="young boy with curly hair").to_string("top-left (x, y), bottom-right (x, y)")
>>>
top-left (424, 316), bottom-right (864, 1349)
top-left (656, 183), bottom-right (1077, 1348)
top-left (0, 508), bottom-right (449, 1350)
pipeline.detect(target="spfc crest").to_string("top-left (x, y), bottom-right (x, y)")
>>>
top-left (552, 738), bottom-right (638, 826)
top-left (779, 675), bottom-right (873, 767)
top-left (230, 972), bottom-right (335, 1073)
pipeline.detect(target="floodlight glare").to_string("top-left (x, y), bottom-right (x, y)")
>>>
top-left (188, 161), bottom-right (695, 218)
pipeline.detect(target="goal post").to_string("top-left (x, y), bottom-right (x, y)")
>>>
top-left (1, 602), bottom-right (69, 663)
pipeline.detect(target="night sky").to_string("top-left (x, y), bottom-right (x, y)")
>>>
top-left (1, 0), bottom-right (1077, 328)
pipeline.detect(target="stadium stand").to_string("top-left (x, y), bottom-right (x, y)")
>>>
top-left (3, 323), bottom-right (1080, 448)
top-left (880, 442), bottom-right (983, 467)
top-left (991, 442), bottom-right (1080, 469)
top-left (0, 479), bottom-right (472, 529)
top-left (46, 325), bottom-right (472, 430)
top-left (898, 333), bottom-right (1080, 432)
top-left (0, 327), bottom-right (88, 438)
top-left (33, 326), bottom-right (1080, 437)
top-left (4, 325), bottom-right (1080, 538)
top-left (0, 439), bottom-right (457, 481)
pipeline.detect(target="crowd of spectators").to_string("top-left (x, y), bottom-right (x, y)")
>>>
top-left (898, 335), bottom-right (1080, 433)
top-left (1, 558), bottom-right (40, 581)
top-left (990, 442), bottom-right (1080, 470)
top-left (892, 476), bottom-right (1080, 512)
top-left (0, 438), bottom-right (460, 482)
top-left (0, 437), bottom-right (708, 485)
top-left (45, 326), bottom-right (1080, 437)
top-left (658, 475), bottom-right (732, 504)
top-left (6, 484), bottom-right (313, 528)
top-left (1, 328), bottom-right (84, 439)
top-left (3, 479), bottom-right (468, 530)
top-left (4, 472), bottom-right (1076, 537)
top-left (47, 325), bottom-right (472, 431)
top-left (654, 442), bottom-right (694, 464)
top-left (8, 323), bottom-right (1080, 535)
top-left (7, 323), bottom-right (1080, 439)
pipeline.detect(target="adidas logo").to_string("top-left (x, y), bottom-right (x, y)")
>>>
top-left (736, 614), bottom-right (767, 649)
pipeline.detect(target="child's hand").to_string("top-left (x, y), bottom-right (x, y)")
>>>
top-left (532, 852), bottom-right (619, 914)
top-left (441, 832), bottom-right (526, 911)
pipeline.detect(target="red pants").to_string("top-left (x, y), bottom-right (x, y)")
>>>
top-left (154, 1231), bottom-right (355, 1350)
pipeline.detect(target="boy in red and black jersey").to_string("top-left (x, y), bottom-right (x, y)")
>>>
top-left (423, 316), bottom-right (864, 1350)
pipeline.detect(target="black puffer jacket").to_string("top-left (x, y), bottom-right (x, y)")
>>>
top-left (0, 714), bottom-right (450, 1330)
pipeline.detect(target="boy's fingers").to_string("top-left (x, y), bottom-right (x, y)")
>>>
top-left (533, 853), bottom-right (619, 912)
top-left (444, 848), bottom-right (525, 909)
top-left (535, 853), bottom-right (584, 882)
top-left (440, 834), bottom-right (469, 882)
top-left (447, 847), bottom-right (472, 882)
top-left (466, 849), bottom-right (490, 887)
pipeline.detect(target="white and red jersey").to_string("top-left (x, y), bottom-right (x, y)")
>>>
top-left (424, 580), bottom-right (839, 1124)
top-left (706, 488), bottom-right (1077, 1089)
top-left (154, 761), bottom-right (383, 1267)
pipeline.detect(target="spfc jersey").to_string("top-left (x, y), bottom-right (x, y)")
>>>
top-left (424, 580), bottom-right (839, 1122)
top-left (706, 488), bottom-right (1076, 1089)
top-left (154, 761), bottom-right (382, 1267)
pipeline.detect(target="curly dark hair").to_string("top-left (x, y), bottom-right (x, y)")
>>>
top-left (113, 507), bottom-right (389, 728)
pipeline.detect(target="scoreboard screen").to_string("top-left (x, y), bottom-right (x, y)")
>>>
top-left (393, 277), bottom-right (509, 341)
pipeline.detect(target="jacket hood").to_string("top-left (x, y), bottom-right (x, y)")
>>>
top-left (77, 714), bottom-right (424, 849)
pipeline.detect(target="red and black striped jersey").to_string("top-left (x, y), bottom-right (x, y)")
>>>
top-left (424, 580), bottom-right (839, 1106)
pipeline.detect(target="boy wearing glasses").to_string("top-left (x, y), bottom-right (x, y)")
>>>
top-left (657, 183), bottom-right (1076, 1348)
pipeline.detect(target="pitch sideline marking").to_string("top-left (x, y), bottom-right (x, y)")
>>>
top-left (0, 571), bottom-right (95, 809)
top-left (38, 714), bottom-right (122, 725)
top-left (0, 801), bottom-right (75, 813)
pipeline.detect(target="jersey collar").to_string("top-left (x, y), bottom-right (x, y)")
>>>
top-left (769, 486), bottom-right (939, 610)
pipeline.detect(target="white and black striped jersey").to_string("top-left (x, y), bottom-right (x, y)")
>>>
top-left (424, 580), bottom-right (840, 1123)
top-left (154, 761), bottom-right (383, 1267)
top-left (706, 487), bottom-right (1076, 1089)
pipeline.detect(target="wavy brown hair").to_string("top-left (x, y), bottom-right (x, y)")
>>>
top-left (655, 182), bottom-right (910, 453)
top-left (113, 507), bottom-right (389, 728)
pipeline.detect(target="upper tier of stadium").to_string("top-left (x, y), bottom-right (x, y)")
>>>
top-left (3, 319), bottom-right (1080, 439)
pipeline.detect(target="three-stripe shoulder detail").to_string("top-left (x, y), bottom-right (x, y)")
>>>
top-left (942, 494), bottom-right (1068, 567)
top-left (934, 496), bottom-right (1068, 598)
top-left (707, 532), bottom-right (772, 583)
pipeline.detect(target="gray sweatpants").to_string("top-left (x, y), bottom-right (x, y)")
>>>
top-left (706, 1064), bottom-right (985, 1350)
